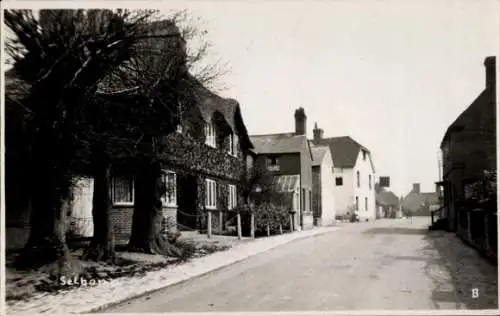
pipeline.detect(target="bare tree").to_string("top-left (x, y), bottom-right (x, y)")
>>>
top-left (4, 8), bottom-right (159, 276)
top-left (94, 10), bottom-right (231, 256)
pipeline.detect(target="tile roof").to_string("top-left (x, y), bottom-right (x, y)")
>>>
top-left (190, 79), bottom-right (239, 133)
top-left (441, 57), bottom-right (495, 148)
top-left (402, 192), bottom-right (439, 212)
top-left (4, 67), bottom-right (254, 150)
top-left (376, 190), bottom-right (399, 206)
top-left (312, 136), bottom-right (367, 169)
top-left (441, 90), bottom-right (489, 148)
top-left (272, 174), bottom-right (299, 192)
top-left (310, 145), bottom-right (329, 166)
top-left (250, 133), bottom-right (307, 155)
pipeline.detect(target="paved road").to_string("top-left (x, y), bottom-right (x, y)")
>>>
top-left (105, 217), bottom-right (498, 312)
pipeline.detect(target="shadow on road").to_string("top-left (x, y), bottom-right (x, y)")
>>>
top-left (422, 230), bottom-right (498, 310)
top-left (363, 227), bottom-right (428, 235)
top-left (364, 224), bottom-right (497, 310)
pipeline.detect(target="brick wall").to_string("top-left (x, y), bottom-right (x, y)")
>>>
top-left (162, 207), bottom-right (178, 233)
top-left (110, 206), bottom-right (134, 240)
top-left (110, 205), bottom-right (179, 241)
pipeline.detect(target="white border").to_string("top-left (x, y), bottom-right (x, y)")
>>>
top-left (1, 4), bottom-right (6, 316)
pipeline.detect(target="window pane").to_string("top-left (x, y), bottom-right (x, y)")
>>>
top-left (161, 172), bottom-right (176, 206)
top-left (234, 186), bottom-right (237, 207)
top-left (112, 177), bottom-right (133, 203)
top-left (209, 181), bottom-right (213, 206)
top-left (213, 182), bottom-right (217, 207)
top-left (206, 180), bottom-right (210, 206)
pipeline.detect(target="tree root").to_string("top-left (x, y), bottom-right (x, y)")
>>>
top-left (127, 234), bottom-right (182, 257)
top-left (82, 243), bottom-right (116, 264)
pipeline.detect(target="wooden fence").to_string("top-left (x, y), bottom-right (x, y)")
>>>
top-left (457, 207), bottom-right (497, 263)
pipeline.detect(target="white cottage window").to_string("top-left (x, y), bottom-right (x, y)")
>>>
top-left (205, 123), bottom-right (216, 148)
top-left (294, 190), bottom-right (300, 212)
top-left (234, 134), bottom-right (239, 155)
top-left (205, 179), bottom-right (217, 209)
top-left (162, 170), bottom-right (177, 207)
top-left (111, 177), bottom-right (134, 205)
top-left (228, 133), bottom-right (234, 156)
top-left (228, 184), bottom-right (237, 209)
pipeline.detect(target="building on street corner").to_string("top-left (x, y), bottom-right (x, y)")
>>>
top-left (311, 126), bottom-right (377, 221)
top-left (249, 107), bottom-right (314, 230)
top-left (310, 138), bottom-right (336, 226)
top-left (435, 56), bottom-right (497, 260)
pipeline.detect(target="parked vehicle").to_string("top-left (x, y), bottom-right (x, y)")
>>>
top-left (349, 212), bottom-right (360, 223)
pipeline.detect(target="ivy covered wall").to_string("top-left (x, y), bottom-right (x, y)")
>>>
top-left (160, 132), bottom-right (246, 182)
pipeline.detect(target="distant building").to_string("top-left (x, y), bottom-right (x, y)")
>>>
top-left (402, 183), bottom-right (439, 217)
top-left (311, 127), bottom-right (377, 221)
top-left (376, 190), bottom-right (400, 218)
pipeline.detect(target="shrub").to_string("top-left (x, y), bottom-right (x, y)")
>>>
top-left (254, 201), bottom-right (289, 235)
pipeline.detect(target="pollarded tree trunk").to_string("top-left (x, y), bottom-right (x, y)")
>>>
top-left (82, 152), bottom-right (115, 262)
top-left (128, 160), bottom-right (181, 256)
top-left (17, 159), bottom-right (83, 279)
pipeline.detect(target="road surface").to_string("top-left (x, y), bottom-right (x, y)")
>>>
top-left (104, 217), bottom-right (498, 312)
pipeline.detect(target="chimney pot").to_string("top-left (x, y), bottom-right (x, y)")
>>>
top-left (412, 183), bottom-right (420, 194)
top-left (484, 56), bottom-right (496, 91)
top-left (313, 121), bottom-right (324, 141)
top-left (294, 107), bottom-right (307, 135)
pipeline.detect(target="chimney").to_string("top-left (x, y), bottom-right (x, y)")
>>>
top-left (313, 122), bottom-right (324, 141)
top-left (484, 56), bottom-right (496, 91)
top-left (294, 107), bottom-right (307, 135)
top-left (412, 183), bottom-right (420, 194)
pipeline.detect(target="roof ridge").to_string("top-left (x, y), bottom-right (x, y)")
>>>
top-left (250, 132), bottom-right (296, 137)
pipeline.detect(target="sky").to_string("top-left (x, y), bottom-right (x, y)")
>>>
top-left (3, 0), bottom-right (499, 197)
top-left (160, 0), bottom-right (498, 197)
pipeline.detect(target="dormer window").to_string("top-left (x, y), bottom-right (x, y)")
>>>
top-left (227, 133), bottom-right (239, 156)
top-left (205, 122), bottom-right (216, 148)
top-left (266, 156), bottom-right (280, 171)
top-left (228, 133), bottom-right (234, 156)
top-left (176, 100), bottom-right (183, 134)
top-left (234, 134), bottom-right (239, 155)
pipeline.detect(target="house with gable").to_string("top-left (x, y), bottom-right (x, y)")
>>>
top-left (5, 62), bottom-right (255, 245)
top-left (249, 107), bottom-right (314, 230)
top-left (310, 141), bottom-right (336, 226)
top-left (437, 56), bottom-right (496, 233)
top-left (376, 190), bottom-right (400, 218)
top-left (106, 76), bottom-right (255, 238)
top-left (311, 125), bottom-right (377, 221)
